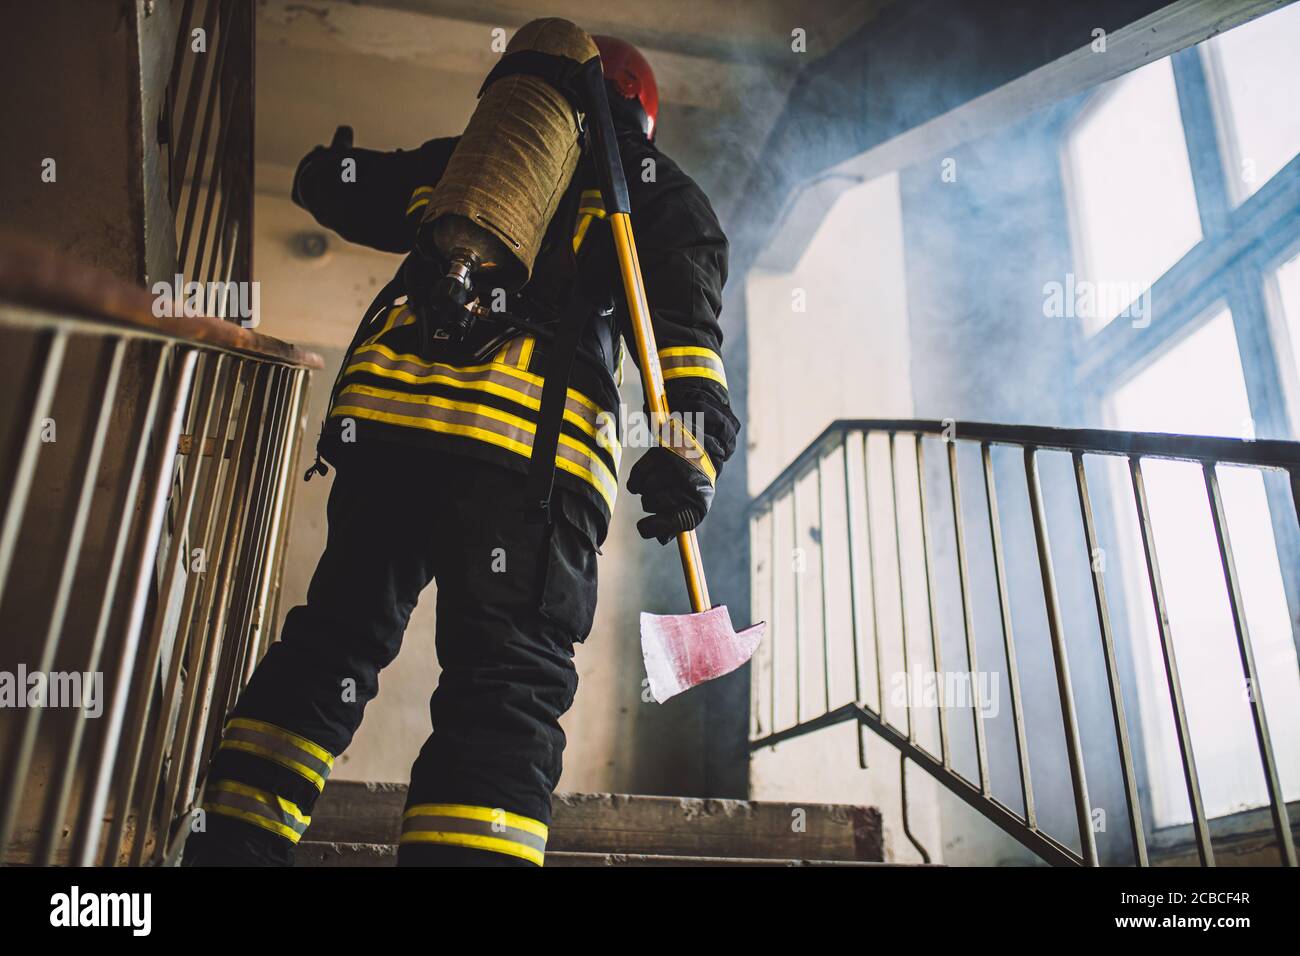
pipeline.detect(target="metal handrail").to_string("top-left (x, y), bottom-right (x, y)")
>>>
top-left (0, 241), bottom-right (321, 866)
top-left (748, 418), bottom-right (1300, 867)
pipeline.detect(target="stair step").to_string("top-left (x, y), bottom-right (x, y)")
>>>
top-left (295, 841), bottom-right (907, 868)
top-left (307, 782), bottom-right (883, 862)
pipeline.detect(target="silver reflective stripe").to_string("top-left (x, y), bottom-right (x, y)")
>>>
top-left (205, 780), bottom-right (310, 843)
top-left (333, 386), bottom-right (620, 510)
top-left (399, 804), bottom-right (548, 865)
top-left (218, 719), bottom-right (333, 790)
top-left (346, 344), bottom-right (606, 446)
top-left (401, 814), bottom-right (546, 855)
top-left (659, 347), bottom-right (727, 388)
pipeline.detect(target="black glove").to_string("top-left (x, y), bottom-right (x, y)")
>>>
top-left (627, 446), bottom-right (715, 544)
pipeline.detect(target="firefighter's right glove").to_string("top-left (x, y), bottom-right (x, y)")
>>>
top-left (627, 414), bottom-right (720, 544)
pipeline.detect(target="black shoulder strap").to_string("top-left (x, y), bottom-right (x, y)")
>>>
top-left (524, 237), bottom-right (615, 523)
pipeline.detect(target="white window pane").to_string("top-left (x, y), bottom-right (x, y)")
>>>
top-left (1064, 58), bottom-right (1202, 336)
top-left (1207, 2), bottom-right (1300, 203)
top-left (1109, 307), bottom-right (1250, 439)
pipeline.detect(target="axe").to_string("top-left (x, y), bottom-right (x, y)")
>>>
top-left (580, 61), bottom-right (765, 704)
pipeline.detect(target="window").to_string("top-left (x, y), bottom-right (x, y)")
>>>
top-left (1064, 59), bottom-right (1202, 336)
top-left (1203, 1), bottom-right (1300, 204)
top-left (1107, 309), bottom-right (1300, 824)
top-left (1062, 3), bottom-right (1300, 829)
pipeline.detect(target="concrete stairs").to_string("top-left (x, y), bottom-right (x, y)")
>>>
top-left (298, 781), bottom-right (895, 867)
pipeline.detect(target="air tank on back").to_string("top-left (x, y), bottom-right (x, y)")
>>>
top-left (416, 18), bottom-right (599, 303)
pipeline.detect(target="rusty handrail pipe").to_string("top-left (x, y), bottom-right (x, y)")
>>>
top-left (0, 236), bottom-right (322, 370)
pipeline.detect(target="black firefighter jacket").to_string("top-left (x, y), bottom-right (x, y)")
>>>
top-left (290, 127), bottom-right (740, 539)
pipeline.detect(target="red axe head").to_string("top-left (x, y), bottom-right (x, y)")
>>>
top-left (640, 605), bottom-right (765, 703)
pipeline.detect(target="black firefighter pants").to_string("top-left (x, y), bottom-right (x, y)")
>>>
top-left (181, 442), bottom-right (600, 867)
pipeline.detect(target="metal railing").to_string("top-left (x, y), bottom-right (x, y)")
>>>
top-left (0, 240), bottom-right (320, 865)
top-left (161, 0), bottom-right (255, 303)
top-left (748, 418), bottom-right (1300, 866)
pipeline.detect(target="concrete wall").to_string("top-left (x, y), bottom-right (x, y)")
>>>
top-left (0, 1), bottom-right (144, 280)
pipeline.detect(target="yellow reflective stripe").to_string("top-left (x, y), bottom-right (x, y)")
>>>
top-left (227, 718), bottom-right (334, 766)
top-left (406, 185), bottom-right (435, 216)
top-left (331, 387), bottom-right (619, 510)
top-left (343, 350), bottom-right (618, 456)
top-left (663, 365), bottom-right (728, 387)
top-left (204, 781), bottom-right (310, 843)
top-left (399, 830), bottom-right (544, 866)
top-left (207, 804), bottom-right (302, 843)
top-left (219, 740), bottom-right (329, 791)
top-left (350, 342), bottom-right (602, 415)
top-left (659, 346), bottom-right (728, 389)
top-left (660, 416), bottom-right (716, 485)
top-left (403, 803), bottom-right (548, 839)
top-left (211, 780), bottom-right (310, 826)
top-left (219, 718), bottom-right (334, 791)
top-left (572, 215), bottom-right (594, 253)
top-left (360, 305), bottom-right (408, 349)
top-left (660, 346), bottom-right (720, 360)
top-left (516, 335), bottom-right (534, 370)
top-left (335, 384), bottom-right (619, 494)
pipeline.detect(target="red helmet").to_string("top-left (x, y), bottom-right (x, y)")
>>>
top-left (592, 35), bottom-right (659, 140)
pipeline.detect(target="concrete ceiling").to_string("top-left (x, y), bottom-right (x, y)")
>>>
top-left (254, 0), bottom-right (889, 217)
top-left (252, 0), bottom-right (891, 348)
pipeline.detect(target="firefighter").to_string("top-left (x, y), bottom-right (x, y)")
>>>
top-left (183, 34), bottom-right (738, 867)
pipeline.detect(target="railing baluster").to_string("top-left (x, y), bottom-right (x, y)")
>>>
top-left (193, 74), bottom-right (239, 291)
top-left (263, 370), bottom-right (308, 660)
top-left (791, 472), bottom-right (804, 725)
top-left (1202, 461), bottom-right (1296, 867)
top-left (74, 345), bottom-right (198, 866)
top-left (1288, 466), bottom-right (1300, 675)
top-left (127, 353), bottom-right (229, 866)
top-left (982, 443), bottom-right (1035, 827)
top-left (157, 359), bottom-right (244, 853)
top-left (914, 434), bottom-right (950, 767)
top-left (1073, 451), bottom-right (1148, 865)
top-left (0, 330), bottom-right (68, 610)
top-left (1129, 456), bottom-right (1213, 866)
top-left (862, 433), bottom-right (885, 721)
top-left (169, 0), bottom-right (221, 211)
top-left (251, 367), bottom-right (307, 669)
top-left (177, 1), bottom-right (233, 276)
top-left (0, 336), bottom-right (120, 861)
top-left (172, 362), bottom-right (266, 835)
top-left (215, 365), bottom-right (277, 718)
top-left (947, 438), bottom-right (990, 796)
top-left (842, 433), bottom-right (870, 768)
top-left (235, 366), bottom-right (294, 688)
top-left (769, 499), bottom-right (779, 740)
top-left (816, 452), bottom-right (833, 713)
top-left (1025, 447), bottom-right (1098, 866)
top-left (888, 433), bottom-right (914, 742)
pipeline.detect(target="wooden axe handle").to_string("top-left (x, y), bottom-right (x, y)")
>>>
top-left (579, 56), bottom-right (711, 613)
top-left (610, 212), bottom-right (711, 614)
